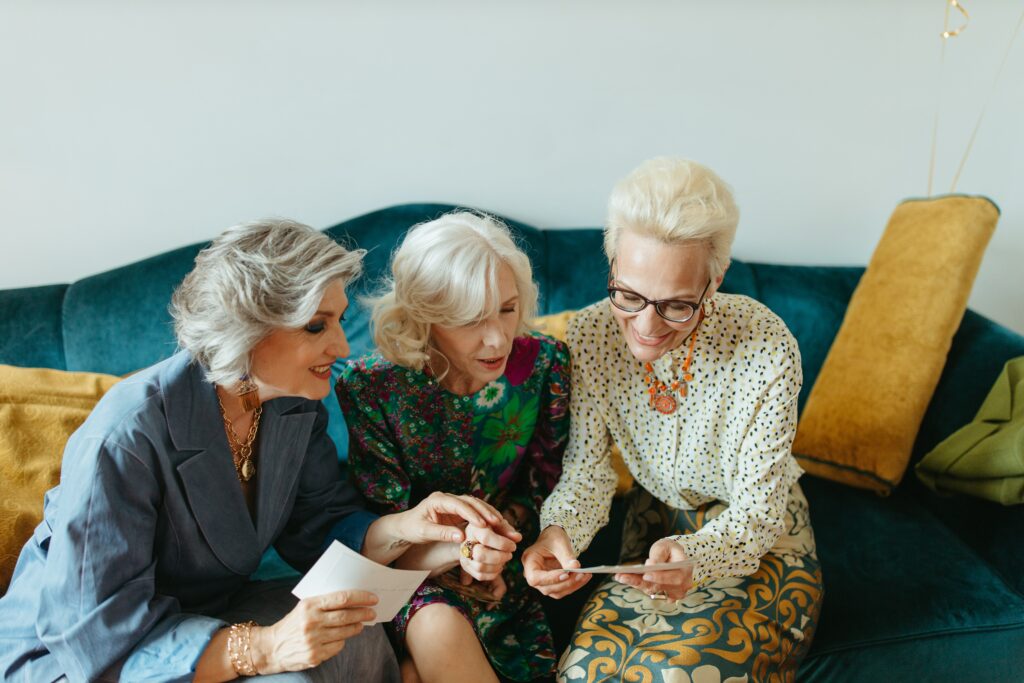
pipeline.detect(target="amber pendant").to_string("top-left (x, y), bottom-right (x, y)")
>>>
top-left (239, 458), bottom-right (256, 482)
top-left (653, 394), bottom-right (678, 415)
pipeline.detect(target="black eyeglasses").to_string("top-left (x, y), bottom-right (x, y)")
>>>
top-left (607, 278), bottom-right (711, 323)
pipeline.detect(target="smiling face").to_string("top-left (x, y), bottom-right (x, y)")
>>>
top-left (610, 231), bottom-right (722, 363)
top-left (248, 280), bottom-right (351, 401)
top-left (430, 264), bottom-right (520, 395)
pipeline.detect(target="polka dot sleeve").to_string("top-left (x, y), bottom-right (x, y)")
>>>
top-left (671, 324), bottom-right (803, 586)
top-left (539, 321), bottom-right (618, 556)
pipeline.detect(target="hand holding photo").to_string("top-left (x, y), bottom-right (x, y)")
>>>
top-left (292, 541), bottom-right (429, 623)
top-left (562, 560), bottom-right (695, 575)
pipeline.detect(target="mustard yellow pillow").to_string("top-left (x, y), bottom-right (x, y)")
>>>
top-left (533, 311), bottom-right (634, 495)
top-left (0, 365), bottom-right (120, 592)
top-left (793, 195), bottom-right (999, 493)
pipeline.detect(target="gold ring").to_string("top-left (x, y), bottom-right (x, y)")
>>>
top-left (460, 539), bottom-right (478, 560)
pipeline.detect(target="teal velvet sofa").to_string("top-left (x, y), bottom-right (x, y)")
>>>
top-left (2, 204), bottom-right (1023, 681)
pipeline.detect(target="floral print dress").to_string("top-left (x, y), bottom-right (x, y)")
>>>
top-left (336, 333), bottom-right (570, 682)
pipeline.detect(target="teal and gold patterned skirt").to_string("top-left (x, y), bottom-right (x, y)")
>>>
top-left (558, 482), bottom-right (823, 683)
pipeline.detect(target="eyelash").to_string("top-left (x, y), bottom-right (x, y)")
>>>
top-left (305, 315), bottom-right (346, 334)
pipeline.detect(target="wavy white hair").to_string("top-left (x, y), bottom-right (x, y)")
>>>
top-left (368, 211), bottom-right (538, 371)
top-left (171, 218), bottom-right (365, 385)
top-left (605, 157), bottom-right (739, 280)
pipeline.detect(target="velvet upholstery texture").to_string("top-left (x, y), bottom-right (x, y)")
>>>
top-left (0, 285), bottom-right (69, 370)
top-left (794, 196), bottom-right (999, 493)
top-left (2, 203), bottom-right (1024, 681)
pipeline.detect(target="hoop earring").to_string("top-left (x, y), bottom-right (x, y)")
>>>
top-left (425, 343), bottom-right (451, 383)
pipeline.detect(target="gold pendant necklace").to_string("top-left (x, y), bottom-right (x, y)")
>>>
top-left (217, 393), bottom-right (262, 482)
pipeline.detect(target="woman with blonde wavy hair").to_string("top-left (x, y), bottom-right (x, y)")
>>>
top-left (0, 219), bottom-right (509, 683)
top-left (336, 211), bottom-right (571, 683)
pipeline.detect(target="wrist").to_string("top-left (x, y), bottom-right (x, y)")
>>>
top-left (373, 513), bottom-right (412, 551)
top-left (249, 625), bottom-right (274, 675)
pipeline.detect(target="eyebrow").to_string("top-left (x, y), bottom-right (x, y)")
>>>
top-left (313, 305), bottom-right (349, 317)
top-left (501, 295), bottom-right (520, 306)
top-left (612, 277), bottom-right (699, 301)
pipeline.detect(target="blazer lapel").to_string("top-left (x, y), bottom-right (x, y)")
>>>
top-left (163, 353), bottom-right (261, 576)
top-left (254, 397), bottom-right (316, 549)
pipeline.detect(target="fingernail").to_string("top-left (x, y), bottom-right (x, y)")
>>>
top-left (643, 574), bottom-right (654, 582)
top-left (558, 573), bottom-right (569, 581)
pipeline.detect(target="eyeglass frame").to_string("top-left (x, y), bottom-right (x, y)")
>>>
top-left (606, 275), bottom-right (712, 324)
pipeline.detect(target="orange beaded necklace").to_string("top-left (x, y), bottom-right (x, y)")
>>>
top-left (642, 325), bottom-right (700, 415)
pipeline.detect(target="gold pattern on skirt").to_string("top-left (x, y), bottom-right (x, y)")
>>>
top-left (558, 483), bottom-right (823, 683)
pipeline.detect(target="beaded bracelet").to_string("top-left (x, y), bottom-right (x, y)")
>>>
top-left (227, 620), bottom-right (259, 676)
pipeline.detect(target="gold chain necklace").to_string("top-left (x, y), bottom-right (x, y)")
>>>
top-left (217, 394), bottom-right (262, 482)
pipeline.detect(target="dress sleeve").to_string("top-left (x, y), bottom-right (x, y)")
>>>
top-left (539, 330), bottom-right (619, 556)
top-left (36, 434), bottom-right (224, 683)
top-left (274, 401), bottom-right (379, 568)
top-left (671, 329), bottom-right (803, 586)
top-left (335, 364), bottom-right (412, 514)
top-left (509, 339), bottom-right (571, 533)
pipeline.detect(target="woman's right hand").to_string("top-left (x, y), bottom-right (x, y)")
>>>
top-left (522, 525), bottom-right (592, 599)
top-left (252, 589), bottom-right (378, 674)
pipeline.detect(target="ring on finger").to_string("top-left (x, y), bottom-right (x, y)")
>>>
top-left (460, 539), bottom-right (479, 560)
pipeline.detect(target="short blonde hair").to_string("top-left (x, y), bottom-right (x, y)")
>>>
top-left (605, 157), bottom-right (739, 280)
top-left (171, 219), bottom-right (364, 386)
top-left (369, 211), bottom-right (538, 371)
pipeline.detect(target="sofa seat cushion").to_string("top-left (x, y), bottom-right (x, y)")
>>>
top-left (800, 476), bottom-right (1024, 681)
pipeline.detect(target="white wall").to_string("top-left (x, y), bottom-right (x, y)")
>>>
top-left (2, 1), bottom-right (1022, 332)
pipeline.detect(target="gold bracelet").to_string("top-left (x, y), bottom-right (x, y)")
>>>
top-left (227, 621), bottom-right (259, 676)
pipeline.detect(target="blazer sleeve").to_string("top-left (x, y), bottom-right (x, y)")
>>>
top-left (274, 401), bottom-right (379, 570)
top-left (36, 432), bottom-right (224, 683)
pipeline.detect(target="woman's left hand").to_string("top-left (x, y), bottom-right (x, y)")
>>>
top-left (399, 491), bottom-right (515, 545)
top-left (614, 538), bottom-right (693, 600)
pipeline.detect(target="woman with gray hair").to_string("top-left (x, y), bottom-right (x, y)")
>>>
top-left (523, 159), bottom-right (824, 682)
top-left (0, 219), bottom-right (509, 683)
top-left (336, 211), bottom-right (571, 683)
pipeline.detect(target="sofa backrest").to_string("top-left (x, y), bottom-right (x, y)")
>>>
top-left (3, 203), bottom-right (1022, 483)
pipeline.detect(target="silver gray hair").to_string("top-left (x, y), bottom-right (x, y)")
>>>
top-left (605, 157), bottom-right (739, 280)
top-left (171, 218), bottom-right (365, 385)
top-left (368, 211), bottom-right (539, 371)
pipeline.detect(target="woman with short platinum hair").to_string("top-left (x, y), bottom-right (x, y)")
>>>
top-left (337, 211), bottom-right (569, 683)
top-left (523, 158), bottom-right (824, 682)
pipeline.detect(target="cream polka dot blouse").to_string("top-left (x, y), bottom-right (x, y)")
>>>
top-left (540, 293), bottom-right (805, 586)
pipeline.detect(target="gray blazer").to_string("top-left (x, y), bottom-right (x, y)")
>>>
top-left (0, 351), bottom-right (376, 682)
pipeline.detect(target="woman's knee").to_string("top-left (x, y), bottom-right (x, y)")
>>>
top-left (405, 603), bottom-right (473, 638)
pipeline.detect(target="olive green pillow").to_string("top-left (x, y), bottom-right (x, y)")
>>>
top-left (915, 356), bottom-right (1024, 505)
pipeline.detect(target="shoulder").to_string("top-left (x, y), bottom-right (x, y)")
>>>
top-left (78, 353), bottom-right (183, 443)
top-left (507, 332), bottom-right (570, 386)
top-left (714, 293), bottom-right (799, 356)
top-left (63, 353), bottom-right (193, 479)
top-left (338, 353), bottom-right (399, 390)
top-left (565, 300), bottom-right (617, 347)
top-left (523, 331), bottom-right (570, 366)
